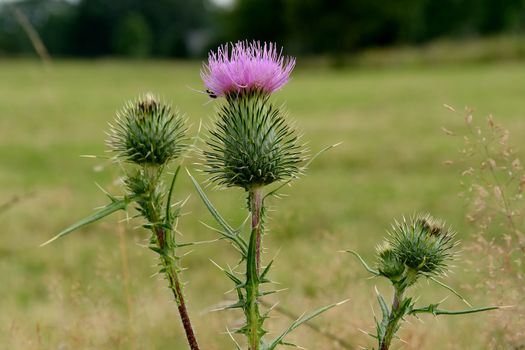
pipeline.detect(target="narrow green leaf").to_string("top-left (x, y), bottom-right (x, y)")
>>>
top-left (345, 250), bottom-right (380, 276)
top-left (409, 304), bottom-right (499, 316)
top-left (210, 301), bottom-right (245, 312)
top-left (428, 276), bottom-right (472, 307)
top-left (187, 169), bottom-right (248, 254)
top-left (377, 294), bottom-right (390, 320)
top-left (267, 300), bottom-right (348, 350)
top-left (41, 196), bottom-right (134, 246)
top-left (259, 259), bottom-right (274, 282)
top-left (165, 165), bottom-right (181, 222)
top-left (187, 170), bottom-right (235, 233)
top-left (149, 245), bottom-right (163, 254)
top-left (259, 289), bottom-right (285, 297)
top-left (224, 269), bottom-right (243, 286)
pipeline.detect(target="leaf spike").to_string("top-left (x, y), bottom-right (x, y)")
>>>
top-left (41, 197), bottom-right (134, 246)
top-left (428, 276), bottom-right (472, 307)
top-left (344, 250), bottom-right (380, 276)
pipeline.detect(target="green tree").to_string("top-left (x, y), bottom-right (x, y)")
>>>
top-left (112, 12), bottom-right (152, 58)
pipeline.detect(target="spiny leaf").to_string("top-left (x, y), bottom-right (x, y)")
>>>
top-left (345, 250), bottom-right (380, 276)
top-left (187, 170), bottom-right (248, 255)
top-left (377, 293), bottom-right (390, 321)
top-left (210, 301), bottom-right (246, 312)
top-left (165, 165), bottom-right (181, 223)
top-left (267, 300), bottom-right (348, 350)
top-left (409, 304), bottom-right (499, 316)
top-left (427, 276), bottom-right (472, 307)
top-left (259, 288), bottom-right (286, 297)
top-left (259, 259), bottom-right (274, 282)
top-left (41, 196), bottom-right (135, 246)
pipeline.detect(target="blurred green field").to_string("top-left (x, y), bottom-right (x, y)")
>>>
top-left (1, 59), bottom-right (524, 350)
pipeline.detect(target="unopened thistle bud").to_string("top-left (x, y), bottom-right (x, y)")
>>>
top-left (388, 214), bottom-right (457, 276)
top-left (376, 242), bottom-right (405, 280)
top-left (204, 91), bottom-right (303, 189)
top-left (107, 93), bottom-right (187, 166)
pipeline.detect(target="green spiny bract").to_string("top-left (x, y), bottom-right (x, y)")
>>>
top-left (388, 214), bottom-right (456, 277)
top-left (376, 242), bottom-right (405, 280)
top-left (204, 90), bottom-right (303, 190)
top-left (124, 167), bottom-right (163, 223)
top-left (107, 94), bottom-right (187, 166)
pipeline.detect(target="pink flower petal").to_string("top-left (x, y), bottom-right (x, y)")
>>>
top-left (201, 41), bottom-right (295, 97)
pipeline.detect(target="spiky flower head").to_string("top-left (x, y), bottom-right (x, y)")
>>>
top-left (201, 41), bottom-right (296, 98)
top-left (387, 214), bottom-right (457, 276)
top-left (204, 91), bottom-right (303, 190)
top-left (107, 93), bottom-right (187, 166)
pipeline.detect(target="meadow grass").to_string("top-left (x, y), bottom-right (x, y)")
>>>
top-left (1, 59), bottom-right (525, 349)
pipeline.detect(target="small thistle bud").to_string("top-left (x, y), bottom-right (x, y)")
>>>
top-left (376, 242), bottom-right (405, 280)
top-left (388, 214), bottom-right (457, 276)
top-left (107, 93), bottom-right (187, 166)
top-left (204, 91), bottom-right (303, 190)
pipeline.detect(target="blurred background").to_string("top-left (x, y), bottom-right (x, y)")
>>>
top-left (1, 0), bottom-right (525, 349)
top-left (2, 0), bottom-right (525, 61)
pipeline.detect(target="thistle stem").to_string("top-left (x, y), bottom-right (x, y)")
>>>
top-left (153, 225), bottom-right (200, 350)
top-left (246, 187), bottom-right (264, 350)
top-left (145, 192), bottom-right (200, 350)
top-left (252, 189), bottom-right (263, 275)
top-left (379, 288), bottom-right (405, 350)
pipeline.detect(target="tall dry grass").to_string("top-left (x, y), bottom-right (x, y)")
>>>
top-left (446, 107), bottom-right (525, 348)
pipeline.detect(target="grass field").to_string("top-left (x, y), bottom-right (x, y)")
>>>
top-left (1, 59), bottom-right (525, 349)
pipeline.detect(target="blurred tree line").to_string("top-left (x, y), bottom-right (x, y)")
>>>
top-left (1, 0), bottom-right (525, 58)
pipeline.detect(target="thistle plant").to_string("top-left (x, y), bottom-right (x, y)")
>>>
top-left (190, 40), bottom-right (343, 350)
top-left (347, 214), bottom-right (499, 350)
top-left (42, 94), bottom-right (201, 350)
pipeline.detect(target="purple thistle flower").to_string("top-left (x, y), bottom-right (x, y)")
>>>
top-left (201, 41), bottom-right (296, 98)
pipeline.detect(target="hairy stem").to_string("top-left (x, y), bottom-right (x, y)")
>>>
top-left (246, 187), bottom-right (264, 350)
top-left (153, 225), bottom-right (200, 350)
top-left (252, 189), bottom-right (263, 274)
top-left (379, 288), bottom-right (405, 350)
top-left (146, 195), bottom-right (200, 350)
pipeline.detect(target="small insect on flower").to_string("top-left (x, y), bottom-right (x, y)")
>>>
top-left (201, 40), bottom-right (296, 98)
top-left (107, 93), bottom-right (187, 166)
top-left (205, 89), bottom-right (217, 99)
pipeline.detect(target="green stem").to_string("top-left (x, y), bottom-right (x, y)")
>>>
top-left (146, 196), bottom-right (200, 350)
top-left (157, 246), bottom-right (200, 350)
top-left (379, 288), bottom-right (405, 350)
top-left (246, 187), bottom-right (264, 350)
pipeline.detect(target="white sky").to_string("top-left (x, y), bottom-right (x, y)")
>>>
top-left (211, 0), bottom-right (234, 7)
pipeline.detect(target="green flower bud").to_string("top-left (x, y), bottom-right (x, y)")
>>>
top-left (388, 214), bottom-right (457, 276)
top-left (204, 91), bottom-right (303, 190)
top-left (107, 93), bottom-right (187, 166)
top-left (376, 242), bottom-right (405, 280)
